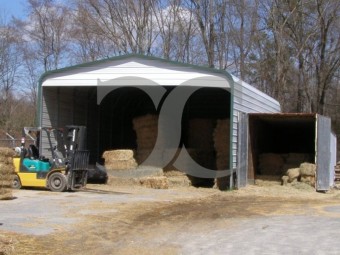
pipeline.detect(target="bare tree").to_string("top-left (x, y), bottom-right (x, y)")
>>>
top-left (0, 17), bottom-right (22, 131)
top-left (14, 0), bottom-right (71, 72)
top-left (82, 0), bottom-right (157, 55)
top-left (190, 0), bottom-right (217, 68)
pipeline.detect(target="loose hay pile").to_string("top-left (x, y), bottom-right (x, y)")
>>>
top-left (0, 147), bottom-right (15, 200)
top-left (213, 119), bottom-right (230, 190)
top-left (102, 150), bottom-right (137, 170)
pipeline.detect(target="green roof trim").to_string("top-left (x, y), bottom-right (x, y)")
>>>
top-left (38, 53), bottom-right (234, 84)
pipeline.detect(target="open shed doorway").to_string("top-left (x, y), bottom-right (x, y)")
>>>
top-left (248, 113), bottom-right (316, 182)
top-left (98, 86), bottom-right (231, 187)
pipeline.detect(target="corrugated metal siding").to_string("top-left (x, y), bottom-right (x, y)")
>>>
top-left (40, 87), bottom-right (91, 160)
top-left (330, 132), bottom-right (337, 187)
top-left (316, 114), bottom-right (331, 191)
top-left (231, 76), bottom-right (281, 170)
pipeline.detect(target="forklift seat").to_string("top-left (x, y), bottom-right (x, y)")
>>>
top-left (27, 144), bottom-right (39, 159)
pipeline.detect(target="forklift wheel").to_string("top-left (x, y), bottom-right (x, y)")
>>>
top-left (48, 172), bottom-right (67, 192)
top-left (12, 175), bottom-right (22, 189)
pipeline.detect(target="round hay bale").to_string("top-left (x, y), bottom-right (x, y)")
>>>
top-left (286, 168), bottom-right (300, 182)
top-left (299, 163), bottom-right (316, 177)
top-left (102, 150), bottom-right (135, 161)
top-left (0, 147), bottom-right (15, 157)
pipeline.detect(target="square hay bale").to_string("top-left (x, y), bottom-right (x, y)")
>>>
top-left (286, 153), bottom-right (311, 164)
top-left (300, 176), bottom-right (316, 186)
top-left (286, 168), bottom-right (300, 183)
top-left (258, 153), bottom-right (284, 175)
top-left (0, 148), bottom-right (15, 157)
top-left (102, 150), bottom-right (135, 161)
top-left (139, 176), bottom-right (169, 189)
top-left (299, 163), bottom-right (316, 177)
top-left (105, 159), bottom-right (138, 170)
top-left (187, 119), bottom-right (215, 150)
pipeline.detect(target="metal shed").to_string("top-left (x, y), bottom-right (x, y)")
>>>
top-left (248, 113), bottom-right (337, 191)
top-left (38, 54), bottom-right (280, 188)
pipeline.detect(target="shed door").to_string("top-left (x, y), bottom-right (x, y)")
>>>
top-left (316, 114), bottom-right (331, 191)
top-left (237, 112), bottom-right (248, 188)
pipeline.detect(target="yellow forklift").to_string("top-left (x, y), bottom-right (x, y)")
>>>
top-left (12, 126), bottom-right (89, 192)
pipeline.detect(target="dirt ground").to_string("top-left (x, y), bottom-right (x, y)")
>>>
top-left (2, 180), bottom-right (340, 255)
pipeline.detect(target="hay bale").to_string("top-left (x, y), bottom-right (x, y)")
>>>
top-left (102, 150), bottom-right (135, 161)
top-left (214, 119), bottom-right (230, 171)
top-left (0, 147), bottom-right (15, 157)
top-left (139, 176), bottom-right (169, 189)
top-left (258, 154), bottom-right (284, 175)
top-left (105, 159), bottom-right (138, 170)
top-left (300, 176), bottom-right (316, 186)
top-left (188, 119), bottom-right (215, 150)
top-left (282, 163), bottom-right (300, 175)
top-left (282, 175), bottom-right (289, 186)
top-left (286, 153), bottom-right (311, 164)
top-left (286, 168), bottom-right (300, 182)
top-left (299, 163), bottom-right (316, 177)
top-left (0, 149), bottom-right (15, 200)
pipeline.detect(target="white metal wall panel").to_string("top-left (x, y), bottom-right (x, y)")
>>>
top-left (316, 115), bottom-right (331, 191)
top-left (231, 76), bottom-right (281, 171)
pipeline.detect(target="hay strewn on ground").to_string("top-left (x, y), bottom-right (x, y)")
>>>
top-left (0, 147), bottom-right (15, 200)
top-left (102, 150), bottom-right (137, 170)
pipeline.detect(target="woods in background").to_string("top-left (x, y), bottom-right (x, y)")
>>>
top-left (1, 0), bottom-right (340, 135)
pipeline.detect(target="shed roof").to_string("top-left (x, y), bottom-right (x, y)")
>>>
top-left (40, 54), bottom-right (233, 89)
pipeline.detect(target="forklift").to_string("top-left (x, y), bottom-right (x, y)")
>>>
top-left (12, 126), bottom-right (89, 192)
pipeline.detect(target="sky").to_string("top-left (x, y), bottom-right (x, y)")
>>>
top-left (0, 0), bottom-right (27, 20)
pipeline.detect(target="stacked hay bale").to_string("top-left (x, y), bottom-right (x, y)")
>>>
top-left (299, 163), bottom-right (316, 186)
top-left (281, 162), bottom-right (316, 187)
top-left (258, 153), bottom-right (285, 175)
top-left (139, 176), bottom-right (169, 189)
top-left (187, 119), bottom-right (215, 150)
top-left (213, 119), bottom-right (230, 189)
top-left (282, 153), bottom-right (311, 173)
top-left (102, 150), bottom-right (137, 170)
top-left (132, 114), bottom-right (161, 165)
top-left (0, 147), bottom-right (15, 200)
